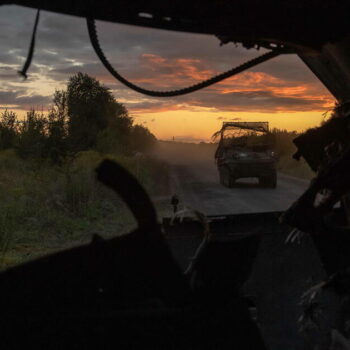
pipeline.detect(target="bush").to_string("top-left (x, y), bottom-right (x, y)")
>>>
top-left (0, 148), bottom-right (171, 268)
top-left (0, 110), bottom-right (17, 149)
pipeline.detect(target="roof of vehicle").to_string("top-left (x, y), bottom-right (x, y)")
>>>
top-left (6, 1), bottom-right (350, 50)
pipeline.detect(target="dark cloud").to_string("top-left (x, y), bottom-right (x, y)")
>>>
top-left (250, 54), bottom-right (317, 83)
top-left (0, 89), bottom-right (51, 108)
top-left (0, 5), bottom-right (334, 115)
top-left (0, 52), bottom-right (22, 65)
top-left (125, 87), bottom-right (330, 114)
top-left (182, 89), bottom-right (329, 112)
top-left (0, 6), bottom-right (312, 81)
top-left (124, 100), bottom-right (175, 112)
top-left (0, 65), bottom-right (22, 79)
top-left (48, 62), bottom-right (126, 83)
top-left (0, 90), bottom-right (17, 102)
top-left (16, 94), bottom-right (51, 105)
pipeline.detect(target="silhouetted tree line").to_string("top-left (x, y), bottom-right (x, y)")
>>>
top-left (269, 128), bottom-right (299, 156)
top-left (0, 73), bottom-right (156, 163)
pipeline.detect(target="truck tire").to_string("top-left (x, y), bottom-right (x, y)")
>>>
top-left (270, 173), bottom-right (277, 188)
top-left (259, 173), bottom-right (277, 188)
top-left (219, 167), bottom-right (233, 188)
top-left (219, 168), bottom-right (225, 185)
top-left (224, 167), bottom-right (234, 188)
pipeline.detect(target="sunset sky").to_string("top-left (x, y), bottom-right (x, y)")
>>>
top-left (0, 5), bottom-right (335, 142)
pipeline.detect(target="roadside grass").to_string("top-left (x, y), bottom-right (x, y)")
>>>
top-left (0, 149), bottom-right (171, 269)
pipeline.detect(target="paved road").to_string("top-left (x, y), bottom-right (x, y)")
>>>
top-left (170, 162), bottom-right (309, 215)
top-left (168, 162), bottom-right (339, 350)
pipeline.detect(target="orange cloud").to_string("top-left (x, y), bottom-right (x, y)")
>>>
top-left (130, 54), bottom-right (214, 86)
top-left (215, 72), bottom-right (333, 109)
top-left (119, 54), bottom-right (334, 113)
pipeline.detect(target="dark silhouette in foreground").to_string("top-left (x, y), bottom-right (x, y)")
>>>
top-left (0, 159), bottom-right (265, 349)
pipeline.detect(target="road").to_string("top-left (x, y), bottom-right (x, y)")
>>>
top-left (170, 162), bottom-right (309, 215)
top-left (168, 161), bottom-right (339, 350)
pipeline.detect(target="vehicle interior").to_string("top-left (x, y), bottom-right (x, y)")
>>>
top-left (0, 1), bottom-right (350, 349)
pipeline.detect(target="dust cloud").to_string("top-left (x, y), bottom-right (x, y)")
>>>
top-left (152, 140), bottom-right (217, 165)
top-left (151, 140), bottom-right (219, 182)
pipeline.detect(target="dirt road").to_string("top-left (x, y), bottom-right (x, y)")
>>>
top-left (168, 161), bottom-right (338, 350)
top-left (170, 162), bottom-right (309, 215)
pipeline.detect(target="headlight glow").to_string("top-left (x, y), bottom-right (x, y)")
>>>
top-left (234, 152), bottom-right (249, 158)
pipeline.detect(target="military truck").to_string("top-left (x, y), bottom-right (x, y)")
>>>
top-left (215, 122), bottom-right (277, 188)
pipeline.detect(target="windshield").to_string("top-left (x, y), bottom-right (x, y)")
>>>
top-left (0, 4), bottom-right (335, 265)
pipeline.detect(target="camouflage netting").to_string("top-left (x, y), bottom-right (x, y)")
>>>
top-left (212, 121), bottom-right (269, 141)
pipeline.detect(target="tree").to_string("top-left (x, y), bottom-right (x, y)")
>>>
top-left (66, 72), bottom-right (132, 151)
top-left (130, 124), bottom-right (157, 153)
top-left (0, 110), bottom-right (18, 149)
top-left (17, 109), bottom-right (47, 159)
top-left (95, 111), bottom-right (137, 155)
top-left (43, 90), bottom-right (69, 163)
top-left (0, 73), bottom-right (158, 160)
